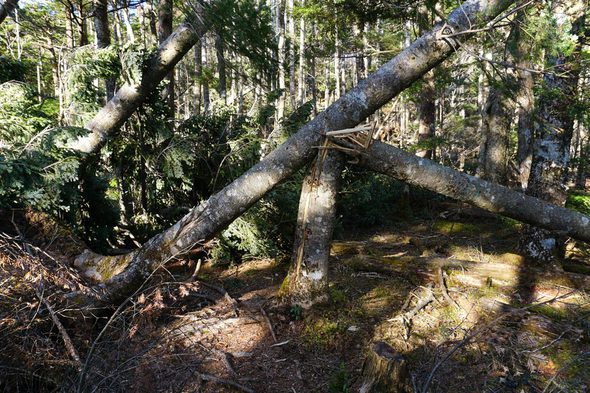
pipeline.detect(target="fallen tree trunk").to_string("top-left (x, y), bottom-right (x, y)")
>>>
top-left (0, 0), bottom-right (17, 26)
top-left (349, 140), bottom-right (590, 243)
top-left (72, 0), bottom-right (516, 308)
top-left (67, 19), bottom-right (206, 154)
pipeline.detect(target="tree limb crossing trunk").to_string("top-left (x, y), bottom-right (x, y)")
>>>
top-left (68, 19), bottom-right (207, 154)
top-left (350, 140), bottom-right (590, 244)
top-left (0, 0), bottom-right (17, 26)
top-left (71, 0), bottom-right (516, 308)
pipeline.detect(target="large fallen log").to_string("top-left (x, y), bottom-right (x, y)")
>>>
top-left (67, 15), bottom-right (207, 154)
top-left (0, 0), bottom-right (17, 26)
top-left (350, 140), bottom-right (590, 243)
top-left (72, 0), bottom-right (516, 308)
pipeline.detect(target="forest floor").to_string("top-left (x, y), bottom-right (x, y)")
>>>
top-left (2, 204), bottom-right (590, 392)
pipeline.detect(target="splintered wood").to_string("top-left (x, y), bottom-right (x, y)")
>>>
top-left (316, 124), bottom-right (375, 163)
top-left (325, 123), bottom-right (375, 150)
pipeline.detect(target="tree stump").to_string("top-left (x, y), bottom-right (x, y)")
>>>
top-left (359, 341), bottom-right (411, 393)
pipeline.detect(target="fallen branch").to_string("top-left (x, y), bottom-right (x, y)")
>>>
top-left (402, 284), bottom-right (434, 340)
top-left (34, 285), bottom-right (82, 370)
top-left (438, 268), bottom-right (461, 310)
top-left (420, 291), bottom-right (577, 393)
top-left (199, 372), bottom-right (255, 393)
top-left (260, 306), bottom-right (277, 343)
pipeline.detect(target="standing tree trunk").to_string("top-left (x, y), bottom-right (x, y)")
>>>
top-left (194, 41), bottom-right (203, 115)
top-left (417, 70), bottom-right (436, 159)
top-left (121, 0), bottom-right (135, 42)
top-left (70, 0), bottom-right (518, 308)
top-left (286, 148), bottom-right (344, 306)
top-left (202, 36), bottom-right (211, 113)
top-left (334, 24), bottom-right (341, 100)
top-left (477, 86), bottom-right (512, 184)
top-left (275, 0), bottom-right (286, 132)
top-left (513, 9), bottom-right (535, 189)
top-left (477, 15), bottom-right (531, 185)
top-left (287, 0), bottom-right (296, 109)
top-left (215, 32), bottom-right (227, 103)
top-left (515, 61), bottom-right (535, 188)
top-left (520, 1), bottom-right (586, 263)
top-left (94, 0), bottom-right (115, 101)
top-left (65, 5), bottom-right (75, 48)
top-left (297, 0), bottom-right (306, 105)
top-left (158, 0), bottom-right (175, 123)
top-left (78, 2), bottom-right (89, 46)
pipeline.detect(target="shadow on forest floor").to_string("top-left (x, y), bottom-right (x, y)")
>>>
top-left (3, 204), bottom-right (590, 392)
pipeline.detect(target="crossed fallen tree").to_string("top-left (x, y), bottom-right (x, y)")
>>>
top-left (68, 0), bottom-right (590, 310)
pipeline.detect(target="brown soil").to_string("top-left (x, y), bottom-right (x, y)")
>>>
top-left (2, 206), bottom-right (590, 392)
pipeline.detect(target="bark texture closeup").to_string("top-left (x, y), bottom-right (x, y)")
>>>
top-left (68, 20), bottom-right (206, 154)
top-left (0, 0), bottom-right (17, 26)
top-left (349, 140), bottom-right (590, 244)
top-left (72, 0), bottom-right (516, 307)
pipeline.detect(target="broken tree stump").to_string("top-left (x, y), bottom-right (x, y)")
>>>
top-left (359, 341), bottom-right (412, 393)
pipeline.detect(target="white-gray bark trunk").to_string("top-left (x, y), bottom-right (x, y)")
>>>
top-left (69, 21), bottom-right (206, 154)
top-left (348, 140), bottom-right (590, 244)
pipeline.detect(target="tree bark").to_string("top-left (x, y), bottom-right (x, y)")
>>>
top-left (0, 0), bottom-right (17, 26)
top-left (194, 41), bottom-right (203, 115)
top-left (94, 0), bottom-right (115, 101)
top-left (514, 10), bottom-right (535, 189)
top-left (121, 0), bottom-right (135, 42)
top-left (71, 0), bottom-right (517, 308)
top-left (359, 341), bottom-right (410, 393)
top-left (286, 149), bottom-right (344, 306)
top-left (477, 15), bottom-right (531, 185)
top-left (68, 20), bottom-right (207, 155)
top-left (342, 139), bottom-right (590, 244)
top-left (297, 0), bottom-right (306, 105)
top-left (520, 1), bottom-right (586, 263)
top-left (477, 86), bottom-right (512, 184)
top-left (275, 0), bottom-right (286, 132)
top-left (215, 31), bottom-right (227, 103)
top-left (287, 0), bottom-right (296, 109)
top-left (158, 0), bottom-right (175, 121)
top-left (417, 70), bottom-right (436, 159)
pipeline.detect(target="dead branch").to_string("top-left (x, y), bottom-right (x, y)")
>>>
top-left (420, 291), bottom-right (578, 393)
top-left (260, 306), bottom-right (277, 343)
top-left (34, 285), bottom-right (82, 370)
top-left (437, 268), bottom-right (461, 310)
top-left (199, 372), bottom-right (255, 393)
